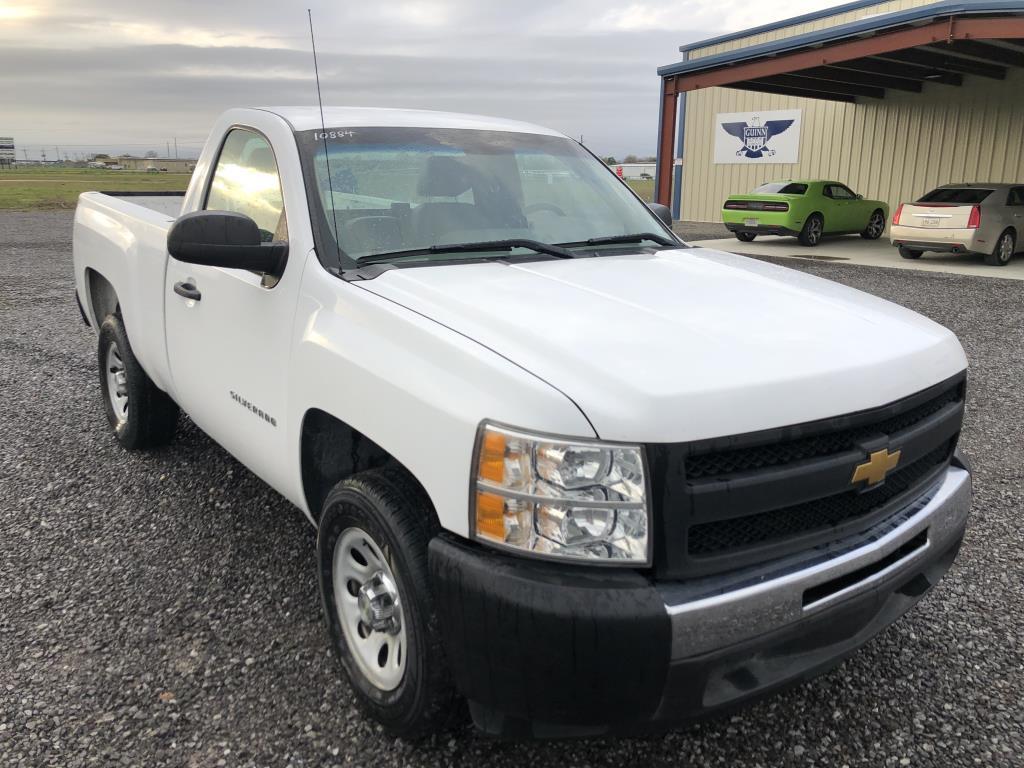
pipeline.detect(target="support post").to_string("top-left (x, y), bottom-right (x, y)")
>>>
top-left (655, 77), bottom-right (678, 208)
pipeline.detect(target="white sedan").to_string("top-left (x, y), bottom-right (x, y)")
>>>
top-left (890, 183), bottom-right (1023, 266)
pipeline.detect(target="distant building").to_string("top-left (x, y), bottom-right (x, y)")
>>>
top-left (0, 137), bottom-right (14, 170)
top-left (614, 163), bottom-right (656, 180)
top-left (113, 156), bottom-right (196, 173)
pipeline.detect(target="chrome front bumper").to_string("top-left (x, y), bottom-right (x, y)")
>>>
top-left (659, 464), bottom-right (972, 660)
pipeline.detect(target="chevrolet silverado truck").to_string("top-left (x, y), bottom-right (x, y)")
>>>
top-left (73, 107), bottom-right (972, 739)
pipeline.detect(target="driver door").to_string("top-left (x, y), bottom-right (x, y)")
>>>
top-left (164, 127), bottom-right (300, 493)
top-left (824, 183), bottom-right (859, 231)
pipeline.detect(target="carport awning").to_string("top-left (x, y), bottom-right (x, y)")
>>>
top-left (657, 1), bottom-right (1024, 102)
top-left (654, 0), bottom-right (1024, 205)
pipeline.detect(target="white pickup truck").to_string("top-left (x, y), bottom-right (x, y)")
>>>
top-left (73, 107), bottom-right (972, 739)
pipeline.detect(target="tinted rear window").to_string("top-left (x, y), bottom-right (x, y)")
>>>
top-left (918, 187), bottom-right (993, 204)
top-left (753, 182), bottom-right (808, 195)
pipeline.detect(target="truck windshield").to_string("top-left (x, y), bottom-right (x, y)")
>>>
top-left (296, 127), bottom-right (669, 267)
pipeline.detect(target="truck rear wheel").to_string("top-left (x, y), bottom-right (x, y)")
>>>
top-left (317, 466), bottom-right (457, 739)
top-left (97, 314), bottom-right (179, 450)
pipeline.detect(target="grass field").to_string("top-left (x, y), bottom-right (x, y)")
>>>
top-left (0, 167), bottom-right (192, 210)
top-left (625, 178), bottom-right (654, 202)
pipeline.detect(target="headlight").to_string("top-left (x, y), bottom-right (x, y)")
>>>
top-left (471, 423), bottom-right (650, 564)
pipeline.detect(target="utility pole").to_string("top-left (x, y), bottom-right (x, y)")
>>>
top-left (22, 149), bottom-right (28, 162)
top-left (166, 141), bottom-right (170, 157)
top-left (41, 149), bottom-right (47, 163)
top-left (174, 137), bottom-right (178, 159)
top-left (55, 147), bottom-right (60, 165)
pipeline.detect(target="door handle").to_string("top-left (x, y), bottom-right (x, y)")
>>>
top-left (173, 281), bottom-right (201, 301)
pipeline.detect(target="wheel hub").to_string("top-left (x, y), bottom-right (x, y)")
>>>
top-left (332, 527), bottom-right (408, 691)
top-left (357, 570), bottom-right (402, 634)
top-left (105, 342), bottom-right (129, 425)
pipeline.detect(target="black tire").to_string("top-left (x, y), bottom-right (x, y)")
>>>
top-left (317, 466), bottom-right (457, 739)
top-left (985, 228), bottom-right (1016, 266)
top-left (898, 246), bottom-right (922, 260)
top-left (798, 213), bottom-right (824, 247)
top-left (861, 209), bottom-right (886, 240)
top-left (97, 314), bottom-right (179, 450)
top-left (735, 231), bottom-right (757, 243)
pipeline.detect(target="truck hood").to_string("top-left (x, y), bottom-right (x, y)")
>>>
top-left (359, 248), bottom-right (966, 442)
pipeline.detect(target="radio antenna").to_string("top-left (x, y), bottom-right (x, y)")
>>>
top-left (308, 9), bottom-right (341, 265)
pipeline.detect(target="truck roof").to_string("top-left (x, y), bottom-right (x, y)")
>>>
top-left (262, 106), bottom-right (564, 137)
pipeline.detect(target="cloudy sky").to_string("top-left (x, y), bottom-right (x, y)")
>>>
top-left (2, 0), bottom-right (846, 159)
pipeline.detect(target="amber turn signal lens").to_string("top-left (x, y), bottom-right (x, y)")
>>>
top-left (478, 430), bottom-right (506, 484)
top-left (475, 490), bottom-right (505, 541)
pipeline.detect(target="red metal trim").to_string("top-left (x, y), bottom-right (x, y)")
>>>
top-left (669, 16), bottom-right (1024, 93)
top-left (656, 79), bottom-right (678, 207)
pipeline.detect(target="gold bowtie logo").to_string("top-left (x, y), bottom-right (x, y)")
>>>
top-left (851, 448), bottom-right (901, 487)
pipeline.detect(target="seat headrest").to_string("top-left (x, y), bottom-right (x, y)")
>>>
top-left (247, 147), bottom-right (276, 173)
top-left (417, 155), bottom-right (473, 197)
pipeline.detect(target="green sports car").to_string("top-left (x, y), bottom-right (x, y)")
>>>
top-left (721, 180), bottom-right (888, 247)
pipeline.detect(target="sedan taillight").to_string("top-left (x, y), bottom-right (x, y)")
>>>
top-left (967, 205), bottom-right (981, 229)
top-left (892, 203), bottom-right (904, 226)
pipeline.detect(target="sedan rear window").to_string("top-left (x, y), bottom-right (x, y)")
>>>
top-left (918, 187), bottom-right (993, 204)
top-left (753, 182), bottom-right (808, 195)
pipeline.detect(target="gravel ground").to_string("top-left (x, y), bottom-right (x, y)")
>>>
top-left (2, 211), bottom-right (1021, 767)
top-left (672, 220), bottom-right (731, 241)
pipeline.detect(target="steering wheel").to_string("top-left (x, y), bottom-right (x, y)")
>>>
top-left (524, 202), bottom-right (566, 217)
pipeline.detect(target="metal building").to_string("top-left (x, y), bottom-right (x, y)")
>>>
top-left (655, 0), bottom-right (1024, 222)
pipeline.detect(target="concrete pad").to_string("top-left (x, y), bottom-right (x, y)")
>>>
top-left (691, 235), bottom-right (1024, 281)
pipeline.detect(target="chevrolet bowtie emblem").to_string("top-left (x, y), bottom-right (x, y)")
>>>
top-left (851, 448), bottom-right (901, 487)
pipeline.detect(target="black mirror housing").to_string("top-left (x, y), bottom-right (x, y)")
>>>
top-left (167, 210), bottom-right (288, 274)
top-left (648, 202), bottom-right (673, 228)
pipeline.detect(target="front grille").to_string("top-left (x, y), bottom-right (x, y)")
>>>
top-left (648, 374), bottom-right (965, 579)
top-left (688, 440), bottom-right (953, 556)
top-left (685, 384), bottom-right (961, 480)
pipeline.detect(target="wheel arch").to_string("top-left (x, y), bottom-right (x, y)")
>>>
top-left (299, 408), bottom-right (438, 527)
top-left (85, 268), bottom-right (120, 326)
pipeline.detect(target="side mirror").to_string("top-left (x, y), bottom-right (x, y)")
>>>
top-left (856, 194), bottom-right (863, 200)
top-left (648, 202), bottom-right (673, 228)
top-left (167, 210), bottom-right (288, 273)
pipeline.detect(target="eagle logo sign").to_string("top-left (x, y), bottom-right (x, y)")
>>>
top-left (720, 116), bottom-right (795, 159)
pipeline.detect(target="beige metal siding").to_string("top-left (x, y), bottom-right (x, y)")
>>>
top-left (688, 0), bottom-right (938, 60)
top-left (679, 69), bottom-right (1024, 222)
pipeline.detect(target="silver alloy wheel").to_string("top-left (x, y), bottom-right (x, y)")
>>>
top-left (999, 232), bottom-right (1015, 263)
top-left (333, 527), bottom-right (407, 691)
top-left (105, 342), bottom-right (129, 425)
top-left (867, 212), bottom-right (885, 238)
top-left (807, 217), bottom-right (823, 244)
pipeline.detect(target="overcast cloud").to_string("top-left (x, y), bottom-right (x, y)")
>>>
top-left (2, 0), bottom-right (846, 159)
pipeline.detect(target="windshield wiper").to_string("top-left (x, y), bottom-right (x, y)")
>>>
top-left (357, 238), bottom-right (573, 265)
top-left (556, 232), bottom-right (679, 248)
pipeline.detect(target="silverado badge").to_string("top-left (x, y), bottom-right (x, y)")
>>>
top-left (851, 448), bottom-right (901, 487)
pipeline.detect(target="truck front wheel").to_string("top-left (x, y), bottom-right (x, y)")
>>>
top-left (97, 314), bottom-right (179, 450)
top-left (317, 467), bottom-right (457, 739)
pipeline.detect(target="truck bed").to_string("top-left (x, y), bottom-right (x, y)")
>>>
top-left (73, 190), bottom-right (181, 395)
top-left (96, 191), bottom-right (185, 218)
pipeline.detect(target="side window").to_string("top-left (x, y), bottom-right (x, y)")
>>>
top-left (828, 184), bottom-right (855, 200)
top-left (206, 129), bottom-right (288, 243)
top-left (1007, 187), bottom-right (1024, 206)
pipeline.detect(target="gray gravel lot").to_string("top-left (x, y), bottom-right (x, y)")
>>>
top-left (672, 220), bottom-right (731, 241)
top-left (2, 211), bottom-right (1022, 767)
